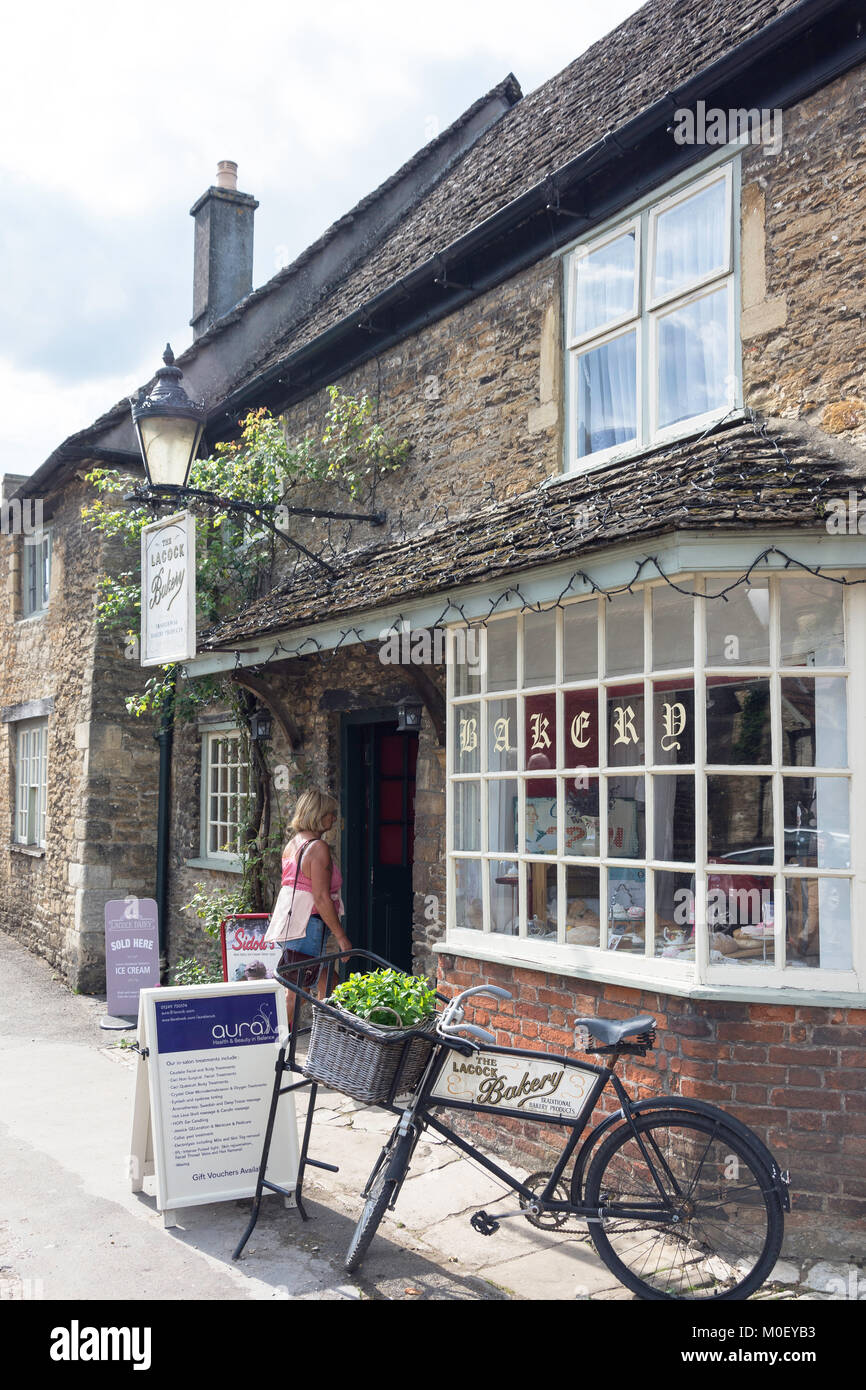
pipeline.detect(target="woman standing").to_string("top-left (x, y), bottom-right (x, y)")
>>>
top-left (265, 788), bottom-right (351, 1024)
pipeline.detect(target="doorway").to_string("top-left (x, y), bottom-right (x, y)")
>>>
top-left (341, 712), bottom-right (418, 972)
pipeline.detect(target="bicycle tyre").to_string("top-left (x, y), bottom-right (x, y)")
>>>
top-left (344, 1132), bottom-right (413, 1274)
top-left (584, 1110), bottom-right (783, 1300)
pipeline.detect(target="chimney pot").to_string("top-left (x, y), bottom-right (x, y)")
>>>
top-left (216, 160), bottom-right (238, 191)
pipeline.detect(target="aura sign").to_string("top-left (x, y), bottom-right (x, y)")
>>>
top-left (130, 982), bottom-right (298, 1224)
top-left (140, 510), bottom-right (196, 665)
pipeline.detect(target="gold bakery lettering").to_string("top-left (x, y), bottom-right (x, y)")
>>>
top-left (529, 713), bottom-right (551, 751)
top-left (477, 1068), bottom-right (565, 1108)
top-left (660, 701), bottom-right (687, 752)
top-left (459, 717), bottom-right (478, 754)
top-left (492, 717), bottom-right (513, 753)
top-left (612, 705), bottom-right (639, 746)
top-left (570, 710), bottom-right (591, 748)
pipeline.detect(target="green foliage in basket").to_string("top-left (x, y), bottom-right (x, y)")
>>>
top-left (330, 968), bottom-right (437, 1028)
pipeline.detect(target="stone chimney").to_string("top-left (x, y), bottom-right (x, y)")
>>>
top-left (189, 161), bottom-right (259, 339)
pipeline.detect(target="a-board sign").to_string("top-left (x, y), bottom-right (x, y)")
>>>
top-left (220, 914), bottom-right (282, 982)
top-left (140, 510), bottom-right (196, 666)
top-left (105, 899), bottom-right (160, 1017)
top-left (130, 982), bottom-right (298, 1225)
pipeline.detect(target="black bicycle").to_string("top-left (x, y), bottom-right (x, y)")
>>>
top-left (342, 982), bottom-right (790, 1301)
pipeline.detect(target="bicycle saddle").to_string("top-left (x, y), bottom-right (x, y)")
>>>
top-left (574, 1014), bottom-right (656, 1047)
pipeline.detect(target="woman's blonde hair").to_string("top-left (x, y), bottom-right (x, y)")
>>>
top-left (291, 787), bottom-right (338, 834)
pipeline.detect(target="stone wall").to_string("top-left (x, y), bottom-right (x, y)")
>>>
top-left (0, 475), bottom-right (160, 991)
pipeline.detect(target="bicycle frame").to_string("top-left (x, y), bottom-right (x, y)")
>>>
top-left (374, 1034), bottom-right (684, 1224)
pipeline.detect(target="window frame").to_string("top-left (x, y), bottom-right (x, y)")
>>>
top-left (197, 725), bottom-right (251, 872)
top-left (15, 718), bottom-right (48, 847)
top-left (563, 154), bottom-right (741, 473)
top-left (445, 576), bottom-right (862, 995)
top-left (21, 527), bottom-right (52, 618)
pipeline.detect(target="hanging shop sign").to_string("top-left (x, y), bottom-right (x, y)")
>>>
top-left (140, 510), bottom-right (196, 666)
top-left (130, 982), bottom-right (298, 1226)
top-left (105, 898), bottom-right (160, 1018)
top-left (220, 914), bottom-right (283, 982)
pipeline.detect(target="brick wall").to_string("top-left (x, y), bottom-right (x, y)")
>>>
top-left (437, 954), bottom-right (866, 1259)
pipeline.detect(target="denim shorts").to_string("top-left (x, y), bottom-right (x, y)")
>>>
top-left (278, 915), bottom-right (326, 990)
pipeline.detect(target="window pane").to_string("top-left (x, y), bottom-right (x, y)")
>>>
top-left (652, 178), bottom-right (728, 299)
top-left (653, 774), bottom-right (694, 861)
top-left (487, 779), bottom-right (517, 855)
top-left (454, 860), bottom-right (483, 931)
top-left (454, 702), bottom-right (480, 773)
top-left (783, 777), bottom-right (849, 868)
top-left (605, 590), bottom-right (644, 676)
top-left (706, 678), bottom-right (771, 765)
top-left (707, 775), bottom-right (774, 865)
top-left (486, 619), bottom-right (517, 692)
top-left (608, 775), bottom-right (645, 858)
top-left (655, 871), bottom-right (695, 959)
top-left (705, 579), bottom-right (769, 666)
top-left (523, 609), bottom-right (556, 687)
top-left (653, 680), bottom-right (695, 765)
top-left (453, 781), bottom-right (480, 852)
top-left (524, 693), bottom-right (557, 773)
top-left (657, 286), bottom-right (730, 429)
top-left (574, 230), bottom-right (636, 337)
top-left (566, 865), bottom-right (601, 947)
top-left (707, 873), bottom-right (775, 965)
top-left (651, 586), bottom-right (693, 669)
top-left (606, 685), bottom-right (644, 766)
top-left (563, 600), bottom-right (597, 681)
top-left (453, 626), bottom-right (482, 695)
top-left (780, 677), bottom-right (847, 768)
top-left (785, 877), bottom-right (851, 971)
top-left (564, 776), bottom-right (600, 856)
top-left (564, 689), bottom-right (598, 768)
top-left (490, 862), bottom-right (519, 935)
top-left (607, 868), bottom-right (646, 953)
top-left (528, 863), bottom-right (558, 940)
top-left (780, 579), bottom-right (844, 667)
top-left (487, 699), bottom-right (517, 771)
top-left (524, 779), bottom-right (557, 855)
top-left (576, 330), bottom-right (636, 458)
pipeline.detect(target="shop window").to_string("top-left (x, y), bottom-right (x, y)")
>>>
top-left (564, 162), bottom-right (738, 469)
top-left (447, 576), bottom-right (857, 989)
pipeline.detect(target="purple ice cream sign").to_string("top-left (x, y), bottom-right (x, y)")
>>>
top-left (105, 899), bottom-right (160, 1016)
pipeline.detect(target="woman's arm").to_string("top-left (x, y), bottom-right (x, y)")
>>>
top-left (306, 840), bottom-right (350, 951)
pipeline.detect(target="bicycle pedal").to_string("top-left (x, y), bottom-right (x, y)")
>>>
top-left (470, 1210), bottom-right (499, 1236)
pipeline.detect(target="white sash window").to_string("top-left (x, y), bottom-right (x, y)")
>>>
top-left (16, 721), bottom-right (48, 846)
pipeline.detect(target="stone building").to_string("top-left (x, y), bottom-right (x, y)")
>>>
top-left (4, 0), bottom-right (866, 1258)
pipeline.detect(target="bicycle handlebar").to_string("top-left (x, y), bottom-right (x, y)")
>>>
top-left (436, 983), bottom-right (511, 1048)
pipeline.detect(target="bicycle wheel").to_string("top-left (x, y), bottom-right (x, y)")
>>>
top-left (584, 1110), bottom-right (783, 1300)
top-left (345, 1131), bottom-right (413, 1274)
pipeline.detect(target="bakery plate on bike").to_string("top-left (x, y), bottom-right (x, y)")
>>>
top-left (430, 1049), bottom-right (595, 1119)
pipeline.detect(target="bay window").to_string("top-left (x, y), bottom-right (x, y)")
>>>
top-left (447, 574), bottom-right (860, 990)
top-left (565, 161), bottom-right (738, 469)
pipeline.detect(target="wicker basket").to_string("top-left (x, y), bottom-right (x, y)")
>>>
top-left (302, 1001), bottom-right (437, 1105)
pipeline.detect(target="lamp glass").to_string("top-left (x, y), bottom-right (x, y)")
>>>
top-left (137, 415), bottom-right (203, 489)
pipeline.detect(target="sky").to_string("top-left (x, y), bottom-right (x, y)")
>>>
top-left (0, 0), bottom-right (645, 477)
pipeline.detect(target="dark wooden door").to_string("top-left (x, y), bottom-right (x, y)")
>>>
top-left (342, 719), bottom-right (417, 972)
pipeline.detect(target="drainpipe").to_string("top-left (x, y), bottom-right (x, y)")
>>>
top-left (154, 672), bottom-right (176, 980)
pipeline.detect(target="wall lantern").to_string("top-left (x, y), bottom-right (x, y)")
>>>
top-left (249, 708), bottom-right (274, 742)
top-left (395, 696), bottom-right (423, 733)
top-left (131, 345), bottom-right (206, 492)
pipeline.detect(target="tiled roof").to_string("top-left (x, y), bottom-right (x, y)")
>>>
top-left (201, 417), bottom-right (866, 649)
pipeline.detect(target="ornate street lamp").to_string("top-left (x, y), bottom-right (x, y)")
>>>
top-left (249, 707), bottom-right (274, 742)
top-left (129, 343), bottom-right (388, 577)
top-left (130, 345), bottom-right (205, 492)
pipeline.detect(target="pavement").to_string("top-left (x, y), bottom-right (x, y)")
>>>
top-left (0, 928), bottom-right (860, 1303)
